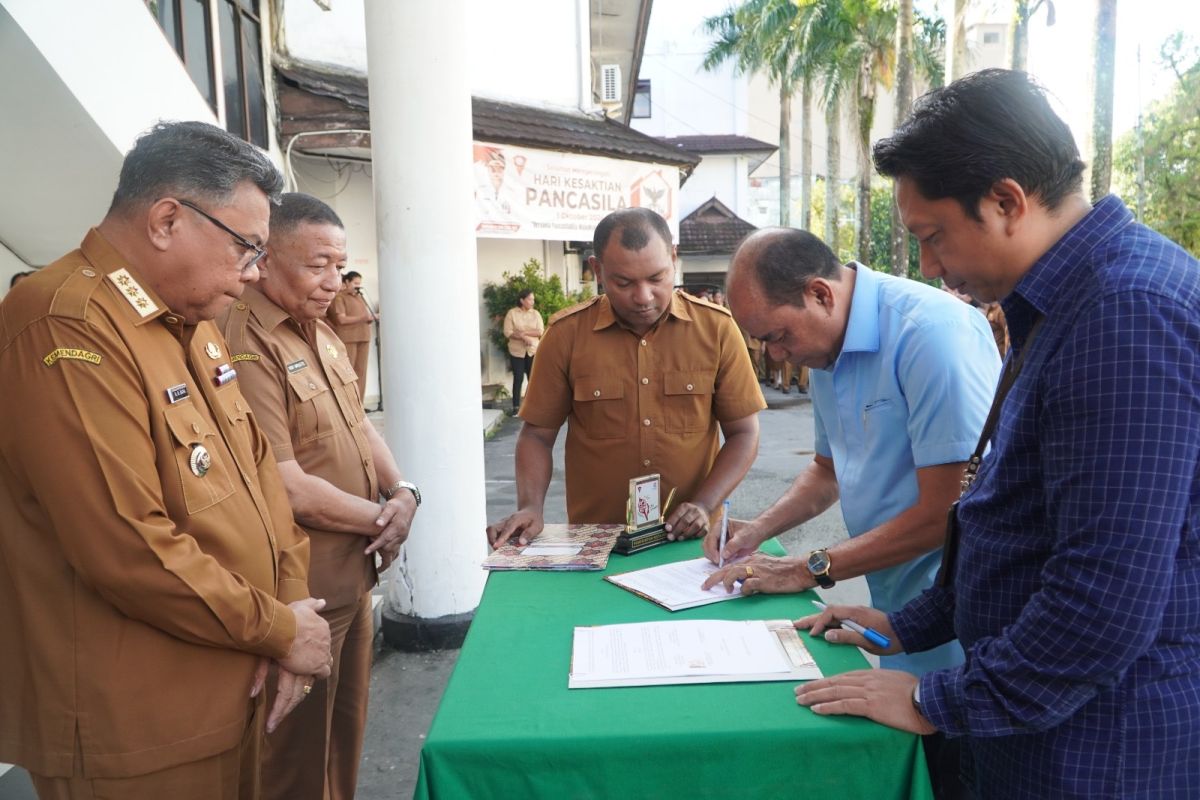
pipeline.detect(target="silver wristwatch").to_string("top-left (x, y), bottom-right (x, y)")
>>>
top-left (381, 480), bottom-right (421, 507)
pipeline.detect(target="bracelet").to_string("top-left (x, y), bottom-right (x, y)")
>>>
top-left (381, 480), bottom-right (422, 507)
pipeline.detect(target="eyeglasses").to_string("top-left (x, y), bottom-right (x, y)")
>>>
top-left (178, 199), bottom-right (266, 268)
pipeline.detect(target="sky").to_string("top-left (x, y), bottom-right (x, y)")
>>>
top-left (931, 0), bottom-right (1200, 145)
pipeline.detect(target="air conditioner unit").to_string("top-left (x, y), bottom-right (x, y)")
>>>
top-left (600, 64), bottom-right (622, 103)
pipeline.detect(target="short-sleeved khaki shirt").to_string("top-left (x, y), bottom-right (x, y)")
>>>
top-left (502, 306), bottom-right (544, 357)
top-left (220, 285), bottom-right (377, 609)
top-left (328, 288), bottom-right (372, 343)
top-left (519, 291), bottom-right (766, 524)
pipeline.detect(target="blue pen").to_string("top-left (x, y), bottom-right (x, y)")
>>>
top-left (811, 600), bottom-right (891, 649)
top-left (717, 500), bottom-right (730, 568)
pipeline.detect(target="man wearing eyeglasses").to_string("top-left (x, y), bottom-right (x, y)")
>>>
top-left (0, 121), bottom-right (332, 799)
top-left (218, 193), bottom-right (419, 800)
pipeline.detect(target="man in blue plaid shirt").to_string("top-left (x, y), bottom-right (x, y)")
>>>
top-left (795, 69), bottom-right (1200, 799)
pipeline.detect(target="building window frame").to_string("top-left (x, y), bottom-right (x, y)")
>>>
top-left (632, 79), bottom-right (652, 119)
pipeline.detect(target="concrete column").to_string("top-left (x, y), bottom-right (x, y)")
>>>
top-left (364, 0), bottom-right (487, 649)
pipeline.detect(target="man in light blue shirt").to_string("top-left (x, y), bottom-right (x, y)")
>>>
top-left (704, 227), bottom-right (999, 676)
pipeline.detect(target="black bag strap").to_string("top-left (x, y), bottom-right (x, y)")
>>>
top-left (936, 312), bottom-right (1046, 587)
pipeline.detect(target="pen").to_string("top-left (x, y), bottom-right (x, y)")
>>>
top-left (662, 487), bottom-right (677, 519)
top-left (811, 600), bottom-right (891, 649)
top-left (718, 499), bottom-right (730, 569)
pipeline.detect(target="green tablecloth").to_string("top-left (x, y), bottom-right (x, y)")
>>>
top-left (414, 539), bottom-right (933, 800)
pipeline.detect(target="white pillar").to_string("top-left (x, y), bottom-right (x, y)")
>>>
top-left (364, 0), bottom-right (486, 645)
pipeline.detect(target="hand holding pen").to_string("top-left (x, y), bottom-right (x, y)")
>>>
top-left (796, 601), bottom-right (901, 655)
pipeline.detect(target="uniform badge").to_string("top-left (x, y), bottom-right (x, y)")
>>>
top-left (43, 348), bottom-right (102, 367)
top-left (326, 344), bottom-right (339, 359)
top-left (106, 268), bottom-right (159, 318)
top-left (205, 342), bottom-right (222, 360)
top-left (189, 444), bottom-right (211, 477)
top-left (166, 383), bottom-right (190, 404)
top-left (286, 359), bottom-right (308, 374)
top-left (214, 363), bottom-right (237, 387)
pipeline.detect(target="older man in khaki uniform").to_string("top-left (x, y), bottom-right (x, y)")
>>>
top-left (219, 193), bottom-right (418, 800)
top-left (487, 208), bottom-right (765, 546)
top-left (0, 122), bottom-right (332, 800)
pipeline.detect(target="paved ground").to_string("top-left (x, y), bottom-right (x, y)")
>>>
top-left (0, 389), bottom-right (867, 800)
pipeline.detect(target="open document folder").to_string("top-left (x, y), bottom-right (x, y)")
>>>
top-left (605, 556), bottom-right (748, 611)
top-left (569, 619), bottom-right (823, 689)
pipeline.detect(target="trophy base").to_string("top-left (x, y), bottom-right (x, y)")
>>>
top-left (613, 522), bottom-right (669, 555)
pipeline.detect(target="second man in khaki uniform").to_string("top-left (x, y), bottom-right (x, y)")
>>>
top-left (219, 193), bottom-right (420, 800)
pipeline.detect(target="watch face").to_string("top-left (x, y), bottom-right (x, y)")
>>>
top-left (807, 550), bottom-right (831, 574)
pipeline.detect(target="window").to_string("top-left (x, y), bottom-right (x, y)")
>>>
top-left (983, 31), bottom-right (1001, 45)
top-left (150, 0), bottom-right (268, 147)
top-left (632, 79), bottom-right (651, 119)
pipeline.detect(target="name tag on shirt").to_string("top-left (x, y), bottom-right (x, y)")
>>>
top-left (286, 359), bottom-right (308, 374)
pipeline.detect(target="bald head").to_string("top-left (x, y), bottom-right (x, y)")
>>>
top-left (728, 228), bottom-right (842, 309)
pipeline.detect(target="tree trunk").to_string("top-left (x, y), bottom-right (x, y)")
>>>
top-left (800, 77), bottom-right (813, 231)
top-left (1089, 0), bottom-right (1117, 201)
top-left (949, 0), bottom-right (970, 80)
top-left (779, 83), bottom-right (792, 227)
top-left (824, 95), bottom-right (840, 251)
top-left (891, 0), bottom-right (914, 275)
top-left (1010, 0), bottom-right (1030, 71)
top-left (854, 69), bottom-right (874, 265)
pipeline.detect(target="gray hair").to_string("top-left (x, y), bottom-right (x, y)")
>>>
top-left (269, 192), bottom-right (344, 237)
top-left (108, 121), bottom-right (284, 213)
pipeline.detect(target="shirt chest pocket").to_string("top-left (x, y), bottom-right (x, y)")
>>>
top-left (328, 356), bottom-right (362, 402)
top-left (663, 370), bottom-right (715, 434)
top-left (572, 378), bottom-right (626, 439)
top-left (287, 369), bottom-right (333, 445)
top-left (861, 397), bottom-right (905, 448)
top-left (163, 403), bottom-right (237, 514)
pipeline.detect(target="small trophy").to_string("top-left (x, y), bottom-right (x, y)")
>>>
top-left (613, 474), bottom-right (676, 555)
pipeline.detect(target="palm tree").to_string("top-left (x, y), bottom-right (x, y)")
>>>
top-left (1009, 0), bottom-right (1056, 72)
top-left (702, 0), bottom-right (808, 227)
top-left (1089, 0), bottom-right (1117, 200)
top-left (891, 0), bottom-right (914, 276)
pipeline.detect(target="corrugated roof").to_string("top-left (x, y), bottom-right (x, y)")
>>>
top-left (274, 60), bottom-right (699, 173)
top-left (678, 197), bottom-right (757, 255)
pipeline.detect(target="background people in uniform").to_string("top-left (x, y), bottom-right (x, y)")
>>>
top-left (501, 288), bottom-right (543, 414)
top-left (328, 270), bottom-right (376, 388)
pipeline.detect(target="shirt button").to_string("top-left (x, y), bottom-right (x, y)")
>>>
top-left (165, 315), bottom-right (179, 324)
top-left (643, 459), bottom-right (651, 466)
top-left (81, 268), bottom-right (96, 278)
top-left (191, 423), bottom-right (200, 434)
top-left (308, 382), bottom-right (317, 390)
top-left (643, 418), bottom-right (651, 427)
top-left (641, 377), bottom-right (649, 385)
top-left (593, 389), bottom-right (601, 397)
top-left (686, 383), bottom-right (694, 391)
top-left (236, 302), bottom-right (247, 310)
top-left (235, 400), bottom-right (244, 411)
top-left (640, 339), bottom-right (647, 347)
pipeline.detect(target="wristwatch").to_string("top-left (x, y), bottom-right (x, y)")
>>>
top-left (381, 480), bottom-right (422, 507)
top-left (912, 682), bottom-right (926, 717)
top-left (806, 548), bottom-right (835, 588)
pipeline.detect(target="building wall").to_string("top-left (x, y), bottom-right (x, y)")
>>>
top-left (0, 242), bottom-right (32, 299)
top-left (282, 0), bottom-right (589, 109)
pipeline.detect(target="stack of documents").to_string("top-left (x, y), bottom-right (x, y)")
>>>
top-left (482, 523), bottom-right (624, 571)
top-left (569, 619), bottom-right (822, 688)
top-left (605, 557), bottom-right (748, 610)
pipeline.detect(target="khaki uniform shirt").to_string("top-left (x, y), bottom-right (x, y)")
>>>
top-left (328, 288), bottom-right (372, 343)
top-left (220, 286), bottom-right (377, 609)
top-left (0, 230), bottom-right (308, 779)
top-left (502, 306), bottom-right (544, 357)
top-left (520, 291), bottom-right (765, 524)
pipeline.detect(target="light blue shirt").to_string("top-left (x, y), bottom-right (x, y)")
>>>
top-left (811, 263), bottom-right (1001, 674)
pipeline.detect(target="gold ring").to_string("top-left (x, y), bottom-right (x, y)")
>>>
top-left (744, 566), bottom-right (754, 578)
top-left (302, 683), bottom-right (313, 695)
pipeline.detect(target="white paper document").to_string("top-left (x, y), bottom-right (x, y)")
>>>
top-left (605, 557), bottom-right (747, 611)
top-left (569, 619), bottom-right (822, 688)
top-left (520, 543), bottom-right (584, 556)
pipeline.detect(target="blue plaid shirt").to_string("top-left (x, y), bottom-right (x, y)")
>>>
top-left (890, 196), bottom-right (1200, 799)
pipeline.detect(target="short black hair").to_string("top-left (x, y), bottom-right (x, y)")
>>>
top-left (270, 192), bottom-right (344, 237)
top-left (736, 228), bottom-right (841, 308)
top-left (109, 120), bottom-right (283, 213)
top-left (516, 288), bottom-right (534, 303)
top-left (873, 69), bottom-right (1085, 219)
top-left (592, 208), bottom-right (673, 261)
top-left (342, 271), bottom-right (362, 283)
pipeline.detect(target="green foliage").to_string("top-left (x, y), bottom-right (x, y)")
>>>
top-left (868, 183), bottom-right (931, 283)
top-left (808, 178), bottom-right (855, 260)
top-left (1113, 34), bottom-right (1200, 257)
top-left (481, 259), bottom-right (593, 353)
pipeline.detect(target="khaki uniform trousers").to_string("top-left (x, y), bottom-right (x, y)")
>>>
top-left (262, 591), bottom-right (373, 800)
top-left (343, 342), bottom-right (370, 393)
top-left (31, 697), bottom-right (264, 800)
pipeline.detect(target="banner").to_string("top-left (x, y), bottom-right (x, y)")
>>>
top-left (473, 141), bottom-right (679, 241)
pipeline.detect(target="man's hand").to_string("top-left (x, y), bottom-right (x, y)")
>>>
top-left (702, 517), bottom-right (768, 563)
top-left (664, 501), bottom-right (711, 541)
top-left (486, 508), bottom-right (545, 547)
top-left (365, 492), bottom-right (417, 560)
top-left (793, 603), bottom-right (902, 655)
top-left (279, 598), bottom-right (332, 678)
top-left (794, 669), bottom-right (936, 735)
top-left (702, 554), bottom-right (814, 595)
top-left (267, 666), bottom-right (314, 734)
